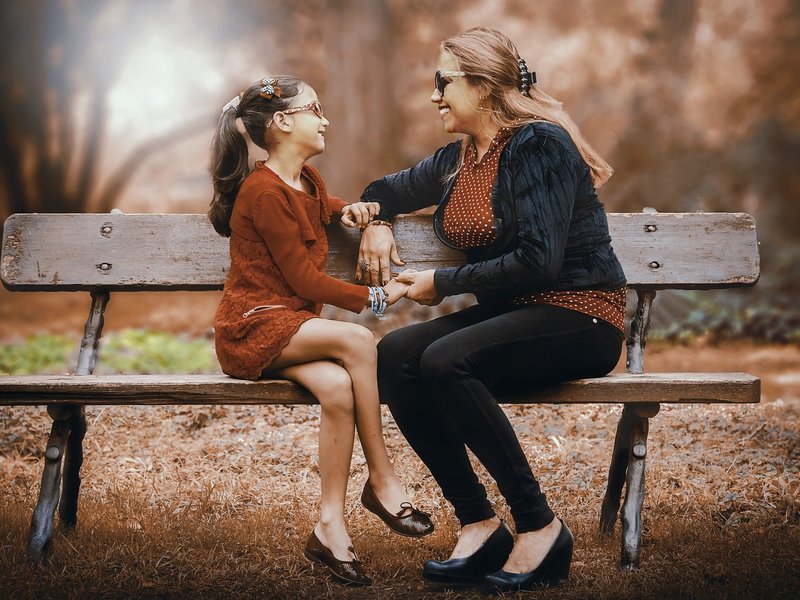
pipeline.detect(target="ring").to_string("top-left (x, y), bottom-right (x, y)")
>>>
top-left (358, 259), bottom-right (369, 270)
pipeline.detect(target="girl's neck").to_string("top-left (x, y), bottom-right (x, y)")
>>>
top-left (264, 146), bottom-right (311, 192)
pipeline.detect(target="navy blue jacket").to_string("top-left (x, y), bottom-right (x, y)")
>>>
top-left (361, 122), bottom-right (627, 307)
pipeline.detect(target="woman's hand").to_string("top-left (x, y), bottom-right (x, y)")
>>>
top-left (357, 225), bottom-right (405, 286)
top-left (395, 269), bottom-right (443, 306)
top-left (383, 278), bottom-right (409, 306)
top-left (341, 202), bottom-right (380, 227)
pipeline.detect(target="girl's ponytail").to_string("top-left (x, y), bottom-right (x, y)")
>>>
top-left (208, 76), bottom-right (303, 237)
top-left (209, 106), bottom-right (248, 237)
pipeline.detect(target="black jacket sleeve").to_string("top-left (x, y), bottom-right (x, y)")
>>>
top-left (361, 142), bottom-right (461, 219)
top-left (434, 132), bottom-right (582, 297)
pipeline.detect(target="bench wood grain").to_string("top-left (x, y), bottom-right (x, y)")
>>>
top-left (2, 212), bottom-right (759, 291)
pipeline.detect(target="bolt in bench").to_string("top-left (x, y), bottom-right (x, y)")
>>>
top-left (0, 209), bottom-right (760, 569)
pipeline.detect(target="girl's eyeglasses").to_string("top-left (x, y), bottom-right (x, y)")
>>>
top-left (434, 70), bottom-right (466, 95)
top-left (267, 101), bottom-right (324, 127)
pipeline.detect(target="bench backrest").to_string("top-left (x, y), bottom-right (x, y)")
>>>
top-left (1, 212), bottom-right (759, 292)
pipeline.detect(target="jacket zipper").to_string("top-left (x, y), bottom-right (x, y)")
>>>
top-left (242, 305), bottom-right (285, 318)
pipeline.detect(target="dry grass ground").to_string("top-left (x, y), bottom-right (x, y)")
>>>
top-left (1, 379), bottom-right (799, 599)
top-left (1, 289), bottom-right (799, 598)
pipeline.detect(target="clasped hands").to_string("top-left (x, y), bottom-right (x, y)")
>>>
top-left (340, 203), bottom-right (442, 307)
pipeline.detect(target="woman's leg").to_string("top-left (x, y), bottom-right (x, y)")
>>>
top-left (269, 318), bottom-right (410, 515)
top-left (377, 306), bottom-right (503, 535)
top-left (418, 305), bottom-right (623, 570)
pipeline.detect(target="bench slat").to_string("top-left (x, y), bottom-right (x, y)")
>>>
top-left (2, 212), bottom-right (759, 291)
top-left (0, 372), bottom-right (760, 405)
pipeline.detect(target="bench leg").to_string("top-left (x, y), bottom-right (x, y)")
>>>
top-left (600, 408), bottom-right (636, 534)
top-left (59, 407), bottom-right (87, 529)
top-left (619, 404), bottom-right (659, 571)
top-left (28, 405), bottom-right (76, 562)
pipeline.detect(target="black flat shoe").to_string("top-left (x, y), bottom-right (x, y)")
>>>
top-left (484, 519), bottom-right (573, 591)
top-left (361, 479), bottom-right (434, 538)
top-left (303, 530), bottom-right (372, 586)
top-left (422, 521), bottom-right (514, 586)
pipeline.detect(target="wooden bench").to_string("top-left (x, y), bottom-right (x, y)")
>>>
top-left (0, 210), bottom-right (760, 570)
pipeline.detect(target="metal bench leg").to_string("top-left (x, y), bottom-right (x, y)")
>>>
top-left (27, 289), bottom-right (109, 562)
top-left (600, 407), bottom-right (636, 533)
top-left (28, 405), bottom-right (76, 561)
top-left (59, 407), bottom-right (87, 529)
top-left (619, 403), bottom-right (659, 570)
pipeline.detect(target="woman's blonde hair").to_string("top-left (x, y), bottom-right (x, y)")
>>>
top-left (442, 27), bottom-right (613, 187)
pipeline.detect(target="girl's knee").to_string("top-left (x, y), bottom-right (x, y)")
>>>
top-left (317, 365), bottom-right (355, 414)
top-left (340, 323), bottom-right (377, 358)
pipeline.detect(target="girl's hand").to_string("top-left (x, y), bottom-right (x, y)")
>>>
top-left (341, 202), bottom-right (380, 227)
top-left (383, 278), bottom-right (410, 306)
top-left (356, 225), bottom-right (405, 286)
top-left (395, 269), bottom-right (443, 306)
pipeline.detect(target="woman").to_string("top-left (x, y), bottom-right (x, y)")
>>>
top-left (356, 28), bottom-right (627, 591)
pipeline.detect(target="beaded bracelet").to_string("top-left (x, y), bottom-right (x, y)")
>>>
top-left (365, 219), bottom-right (393, 230)
top-left (368, 286), bottom-right (387, 318)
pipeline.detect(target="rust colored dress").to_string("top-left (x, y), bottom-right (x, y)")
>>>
top-left (214, 162), bottom-right (368, 380)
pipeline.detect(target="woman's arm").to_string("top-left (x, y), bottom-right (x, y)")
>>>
top-left (360, 141), bottom-right (461, 219)
top-left (357, 142), bottom-right (461, 284)
top-left (434, 135), bottom-right (581, 297)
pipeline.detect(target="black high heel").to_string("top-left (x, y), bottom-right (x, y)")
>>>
top-left (422, 521), bottom-right (514, 585)
top-left (483, 519), bottom-right (573, 591)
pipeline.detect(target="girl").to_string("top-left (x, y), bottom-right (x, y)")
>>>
top-left (208, 76), bottom-right (433, 587)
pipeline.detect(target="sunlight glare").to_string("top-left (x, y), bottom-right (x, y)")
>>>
top-left (107, 31), bottom-right (223, 137)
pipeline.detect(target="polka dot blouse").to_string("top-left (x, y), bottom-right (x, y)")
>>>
top-left (513, 288), bottom-right (628, 332)
top-left (442, 127), bottom-right (514, 248)
top-left (442, 127), bottom-right (627, 332)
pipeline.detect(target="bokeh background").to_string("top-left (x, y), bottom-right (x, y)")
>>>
top-left (1, 0), bottom-right (798, 344)
top-left (2, 3), bottom-right (800, 598)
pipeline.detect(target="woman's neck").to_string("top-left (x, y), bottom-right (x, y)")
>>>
top-left (471, 118), bottom-right (500, 162)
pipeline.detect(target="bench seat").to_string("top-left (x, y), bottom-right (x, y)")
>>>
top-left (0, 372), bottom-right (760, 405)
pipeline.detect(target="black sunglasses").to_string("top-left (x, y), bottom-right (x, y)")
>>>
top-left (434, 70), bottom-right (466, 95)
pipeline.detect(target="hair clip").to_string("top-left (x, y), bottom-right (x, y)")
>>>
top-left (221, 95), bottom-right (241, 116)
top-left (259, 77), bottom-right (282, 99)
top-left (517, 58), bottom-right (536, 97)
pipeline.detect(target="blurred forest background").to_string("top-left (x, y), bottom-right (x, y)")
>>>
top-left (1, 0), bottom-right (799, 342)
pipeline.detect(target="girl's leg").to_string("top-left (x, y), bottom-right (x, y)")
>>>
top-left (269, 319), bottom-right (409, 514)
top-left (275, 359), bottom-right (356, 561)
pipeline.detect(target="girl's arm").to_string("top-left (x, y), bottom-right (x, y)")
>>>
top-left (253, 192), bottom-right (368, 313)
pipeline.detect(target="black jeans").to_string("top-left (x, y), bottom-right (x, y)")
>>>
top-left (378, 303), bottom-right (624, 533)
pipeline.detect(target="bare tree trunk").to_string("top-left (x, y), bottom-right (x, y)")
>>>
top-left (317, 0), bottom-right (401, 201)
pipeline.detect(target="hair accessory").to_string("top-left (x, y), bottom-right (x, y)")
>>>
top-left (221, 95), bottom-right (241, 117)
top-left (259, 77), bottom-right (282, 99)
top-left (517, 58), bottom-right (536, 97)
